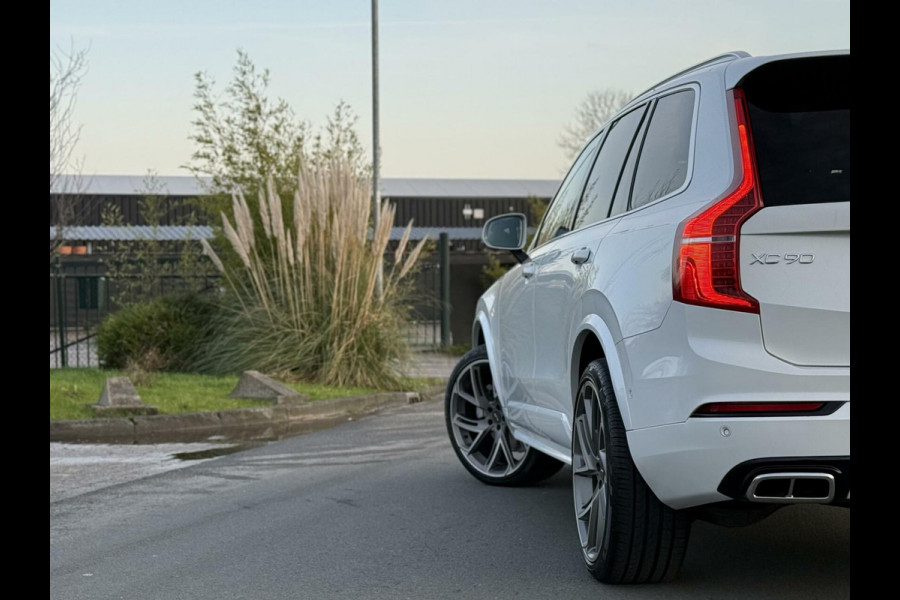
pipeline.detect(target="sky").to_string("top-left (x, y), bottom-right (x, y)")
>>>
top-left (50, 0), bottom-right (850, 180)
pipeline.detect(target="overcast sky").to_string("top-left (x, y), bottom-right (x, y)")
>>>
top-left (50, 0), bottom-right (850, 180)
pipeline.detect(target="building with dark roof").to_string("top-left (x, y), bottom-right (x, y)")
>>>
top-left (50, 174), bottom-right (557, 235)
top-left (50, 175), bottom-right (558, 356)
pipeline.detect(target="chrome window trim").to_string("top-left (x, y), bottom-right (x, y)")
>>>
top-left (529, 83), bottom-right (701, 252)
top-left (529, 132), bottom-right (605, 252)
top-left (570, 102), bottom-right (651, 232)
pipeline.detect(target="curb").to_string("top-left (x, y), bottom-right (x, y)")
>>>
top-left (50, 385), bottom-right (446, 444)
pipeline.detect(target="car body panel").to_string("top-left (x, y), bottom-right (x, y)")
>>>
top-left (528, 224), bottom-right (611, 448)
top-left (741, 203), bottom-right (851, 366)
top-left (623, 303), bottom-right (850, 430)
top-left (492, 262), bottom-right (537, 416)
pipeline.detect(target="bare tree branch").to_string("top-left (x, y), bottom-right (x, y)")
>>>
top-left (558, 89), bottom-right (632, 160)
top-left (50, 43), bottom-right (88, 261)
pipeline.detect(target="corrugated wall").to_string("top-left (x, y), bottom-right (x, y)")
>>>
top-left (50, 194), bottom-right (550, 229)
top-left (49, 195), bottom-right (207, 227)
top-left (389, 196), bottom-right (537, 228)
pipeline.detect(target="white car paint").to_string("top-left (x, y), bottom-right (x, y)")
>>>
top-left (741, 202), bottom-right (851, 366)
top-left (473, 50), bottom-right (850, 509)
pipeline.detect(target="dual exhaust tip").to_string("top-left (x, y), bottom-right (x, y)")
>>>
top-left (746, 472), bottom-right (836, 504)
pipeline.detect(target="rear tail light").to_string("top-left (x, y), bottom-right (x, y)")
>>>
top-left (694, 402), bottom-right (824, 415)
top-left (673, 88), bottom-right (762, 313)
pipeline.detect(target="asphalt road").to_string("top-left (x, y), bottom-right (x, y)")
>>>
top-left (49, 401), bottom-right (850, 600)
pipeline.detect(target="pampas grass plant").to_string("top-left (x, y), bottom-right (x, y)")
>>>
top-left (196, 158), bottom-right (427, 387)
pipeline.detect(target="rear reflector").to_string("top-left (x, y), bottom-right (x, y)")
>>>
top-left (694, 402), bottom-right (824, 415)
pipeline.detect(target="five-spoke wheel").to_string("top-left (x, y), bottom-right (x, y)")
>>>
top-left (573, 358), bottom-right (691, 583)
top-left (573, 377), bottom-right (610, 563)
top-left (445, 346), bottom-right (563, 486)
top-left (448, 358), bottom-right (529, 477)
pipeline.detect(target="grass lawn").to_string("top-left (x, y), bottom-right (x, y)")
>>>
top-left (49, 369), bottom-right (381, 421)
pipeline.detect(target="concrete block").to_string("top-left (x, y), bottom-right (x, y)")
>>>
top-left (93, 377), bottom-right (158, 416)
top-left (228, 371), bottom-right (308, 403)
top-left (96, 376), bottom-right (142, 406)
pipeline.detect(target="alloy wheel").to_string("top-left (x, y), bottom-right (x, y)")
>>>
top-left (572, 378), bottom-right (610, 563)
top-left (448, 359), bottom-right (528, 477)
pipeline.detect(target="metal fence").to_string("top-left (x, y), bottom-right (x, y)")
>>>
top-left (404, 258), bottom-right (442, 347)
top-left (400, 233), bottom-right (451, 348)
top-left (50, 243), bottom-right (451, 369)
top-left (49, 262), bottom-right (218, 368)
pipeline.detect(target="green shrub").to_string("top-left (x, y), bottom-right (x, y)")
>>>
top-left (97, 294), bottom-right (216, 371)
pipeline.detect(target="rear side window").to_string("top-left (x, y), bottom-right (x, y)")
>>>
top-left (572, 104), bottom-right (647, 230)
top-left (631, 89), bottom-right (695, 210)
top-left (533, 135), bottom-right (602, 248)
top-left (742, 55), bottom-right (850, 206)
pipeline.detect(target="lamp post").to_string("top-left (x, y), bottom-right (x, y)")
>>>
top-left (372, 0), bottom-right (383, 299)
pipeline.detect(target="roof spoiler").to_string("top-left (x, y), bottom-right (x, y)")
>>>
top-left (632, 51), bottom-right (751, 102)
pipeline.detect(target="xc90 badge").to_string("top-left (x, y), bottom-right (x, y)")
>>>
top-left (750, 253), bottom-right (815, 265)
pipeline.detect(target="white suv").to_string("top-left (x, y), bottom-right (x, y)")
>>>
top-left (444, 50), bottom-right (850, 584)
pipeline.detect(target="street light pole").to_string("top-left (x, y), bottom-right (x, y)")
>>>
top-left (371, 0), bottom-right (383, 299)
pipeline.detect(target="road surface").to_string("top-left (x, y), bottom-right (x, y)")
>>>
top-left (50, 401), bottom-right (850, 599)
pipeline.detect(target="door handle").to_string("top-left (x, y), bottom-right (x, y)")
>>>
top-left (522, 263), bottom-right (537, 278)
top-left (571, 247), bottom-right (592, 265)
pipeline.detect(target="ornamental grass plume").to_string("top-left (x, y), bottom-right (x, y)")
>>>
top-left (197, 158), bottom-right (427, 387)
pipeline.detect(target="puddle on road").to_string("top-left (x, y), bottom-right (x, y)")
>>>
top-left (171, 444), bottom-right (261, 461)
top-left (149, 412), bottom-right (360, 445)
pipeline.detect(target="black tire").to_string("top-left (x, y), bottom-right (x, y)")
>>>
top-left (445, 345), bottom-right (563, 486)
top-left (574, 358), bottom-right (691, 583)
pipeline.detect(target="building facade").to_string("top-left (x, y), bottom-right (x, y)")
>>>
top-left (50, 175), bottom-right (558, 362)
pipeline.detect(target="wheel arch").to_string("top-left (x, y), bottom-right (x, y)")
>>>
top-left (570, 316), bottom-right (634, 431)
top-left (472, 307), bottom-right (506, 402)
top-left (472, 320), bottom-right (485, 348)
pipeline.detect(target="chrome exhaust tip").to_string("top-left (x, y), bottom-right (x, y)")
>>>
top-left (746, 472), bottom-right (835, 504)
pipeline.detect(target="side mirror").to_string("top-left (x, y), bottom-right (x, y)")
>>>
top-left (482, 213), bottom-right (529, 263)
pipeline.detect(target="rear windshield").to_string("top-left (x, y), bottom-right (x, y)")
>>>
top-left (741, 55), bottom-right (850, 206)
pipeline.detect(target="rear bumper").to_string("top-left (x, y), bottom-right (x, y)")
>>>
top-left (626, 402), bottom-right (850, 509)
top-left (619, 303), bottom-right (850, 430)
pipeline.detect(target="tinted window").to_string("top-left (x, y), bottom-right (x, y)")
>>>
top-left (743, 56), bottom-right (850, 206)
top-left (631, 89), bottom-right (695, 209)
top-left (609, 113), bottom-right (650, 217)
top-left (573, 105), bottom-right (647, 230)
top-left (533, 135), bottom-right (601, 248)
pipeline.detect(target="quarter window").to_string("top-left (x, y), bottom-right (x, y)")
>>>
top-left (609, 113), bottom-right (650, 217)
top-left (573, 105), bottom-right (647, 230)
top-left (533, 135), bottom-right (601, 248)
top-left (631, 89), bottom-right (696, 210)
